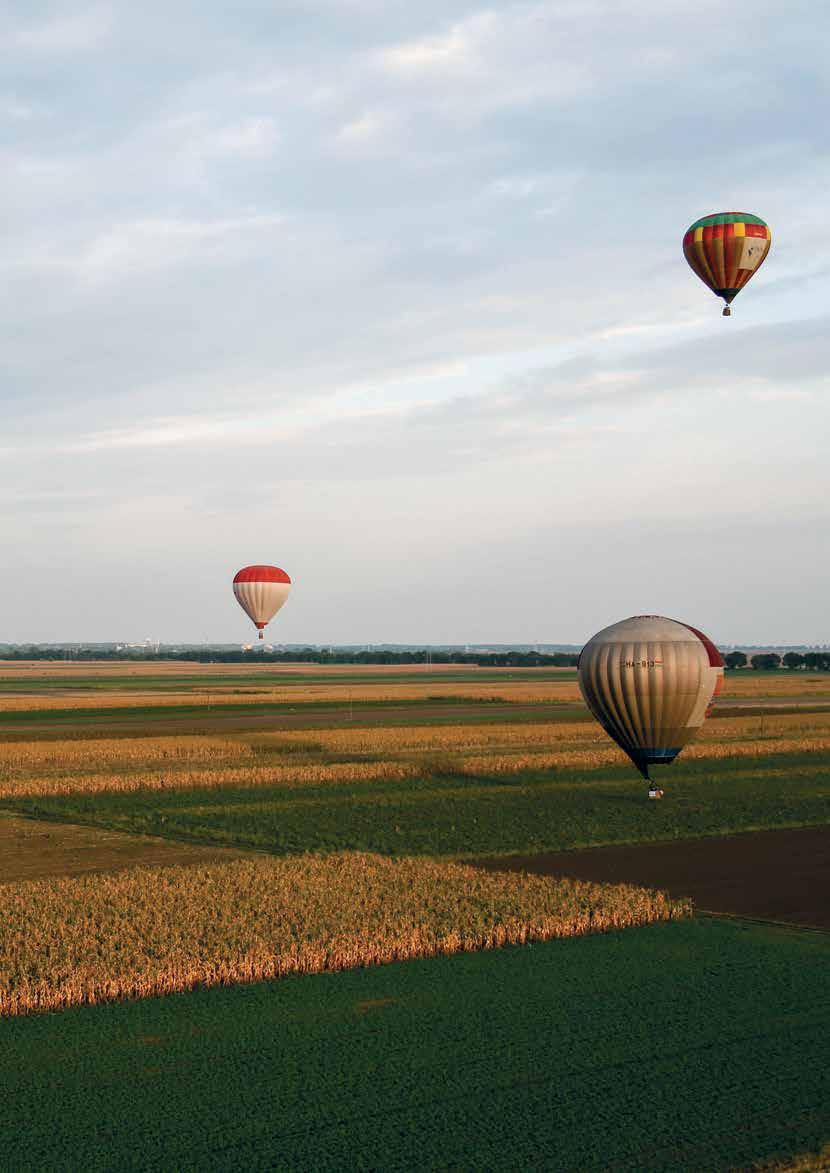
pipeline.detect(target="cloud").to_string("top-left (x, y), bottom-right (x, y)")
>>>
top-left (11, 8), bottom-right (112, 54)
top-left (0, 0), bottom-right (828, 641)
top-left (71, 212), bottom-right (285, 282)
top-left (335, 111), bottom-right (387, 146)
top-left (376, 12), bottom-right (497, 76)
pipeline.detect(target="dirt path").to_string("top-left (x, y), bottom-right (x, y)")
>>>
top-left (471, 826), bottom-right (830, 930)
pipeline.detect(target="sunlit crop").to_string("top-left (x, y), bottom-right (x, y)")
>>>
top-left (0, 852), bottom-right (689, 1016)
top-left (0, 736), bottom-right (248, 771)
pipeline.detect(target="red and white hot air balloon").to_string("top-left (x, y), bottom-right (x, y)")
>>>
top-left (232, 565), bottom-right (291, 640)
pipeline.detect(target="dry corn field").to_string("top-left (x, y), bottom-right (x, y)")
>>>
top-left (1, 707), bottom-right (829, 799)
top-left (0, 852), bottom-right (689, 1016)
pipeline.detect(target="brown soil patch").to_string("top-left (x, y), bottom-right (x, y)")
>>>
top-left (0, 815), bottom-right (246, 884)
top-left (470, 826), bottom-right (830, 930)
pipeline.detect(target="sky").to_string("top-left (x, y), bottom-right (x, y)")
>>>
top-left (2, 0), bottom-right (828, 647)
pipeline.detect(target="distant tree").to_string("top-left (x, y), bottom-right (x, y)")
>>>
top-left (724, 651), bottom-right (748, 669)
top-left (751, 653), bottom-right (782, 670)
top-left (804, 652), bottom-right (830, 671)
top-left (782, 652), bottom-right (805, 670)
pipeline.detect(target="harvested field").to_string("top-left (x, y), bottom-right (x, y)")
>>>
top-left (472, 825), bottom-right (830, 930)
top-left (0, 852), bottom-right (687, 1015)
top-left (0, 815), bottom-right (245, 884)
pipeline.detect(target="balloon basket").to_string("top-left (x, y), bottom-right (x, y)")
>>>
top-left (647, 787), bottom-right (664, 800)
top-left (722, 306), bottom-right (731, 316)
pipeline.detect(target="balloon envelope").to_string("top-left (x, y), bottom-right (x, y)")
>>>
top-left (578, 615), bottom-right (724, 779)
top-left (233, 565), bottom-right (291, 638)
top-left (683, 212), bottom-right (770, 313)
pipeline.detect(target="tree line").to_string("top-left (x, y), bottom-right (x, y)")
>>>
top-left (0, 647), bottom-right (582, 668)
top-left (723, 651), bottom-right (830, 671)
top-left (3, 645), bottom-right (828, 670)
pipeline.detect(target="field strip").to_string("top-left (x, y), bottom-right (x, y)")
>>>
top-left (0, 814), bottom-right (249, 884)
top-left (0, 852), bottom-right (689, 1015)
top-left (3, 731), bottom-right (829, 799)
top-left (458, 735), bottom-right (830, 775)
top-left (0, 711), bottom-right (827, 773)
top-left (0, 760), bottom-right (420, 798)
top-left (0, 734), bottom-right (251, 769)
top-left (250, 710), bottom-right (830, 754)
top-left (0, 682), bottom-right (584, 710)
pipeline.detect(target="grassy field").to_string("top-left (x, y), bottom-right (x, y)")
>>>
top-left (1, 660), bottom-right (828, 1169)
top-left (1, 918), bottom-right (828, 1172)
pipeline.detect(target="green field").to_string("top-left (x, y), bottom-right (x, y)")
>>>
top-left (10, 750), bottom-right (829, 858)
top-left (2, 918), bottom-right (828, 1172)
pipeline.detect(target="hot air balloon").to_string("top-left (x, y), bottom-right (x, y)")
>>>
top-left (683, 212), bottom-right (771, 316)
top-left (578, 615), bottom-right (724, 798)
top-left (232, 565), bottom-right (291, 640)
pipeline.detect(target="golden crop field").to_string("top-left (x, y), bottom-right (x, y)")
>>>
top-left (0, 852), bottom-right (689, 1016)
top-left (2, 705), bottom-right (829, 800)
top-left (0, 760), bottom-right (419, 800)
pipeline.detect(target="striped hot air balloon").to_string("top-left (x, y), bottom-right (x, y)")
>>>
top-left (683, 212), bottom-right (771, 316)
top-left (578, 615), bottom-right (724, 796)
top-left (232, 565), bottom-right (291, 639)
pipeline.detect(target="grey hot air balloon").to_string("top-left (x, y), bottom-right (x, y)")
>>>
top-left (577, 615), bottom-right (724, 797)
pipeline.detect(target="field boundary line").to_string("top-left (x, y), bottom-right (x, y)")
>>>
top-left (698, 911), bottom-right (830, 937)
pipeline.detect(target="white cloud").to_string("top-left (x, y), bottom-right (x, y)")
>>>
top-left (198, 117), bottom-right (280, 158)
top-left (11, 8), bottom-right (112, 54)
top-left (336, 111), bottom-right (386, 144)
top-left (376, 12), bottom-right (497, 76)
top-left (0, 97), bottom-right (37, 120)
top-left (68, 212), bottom-right (285, 282)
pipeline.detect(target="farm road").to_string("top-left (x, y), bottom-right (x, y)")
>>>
top-left (472, 826), bottom-right (830, 930)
